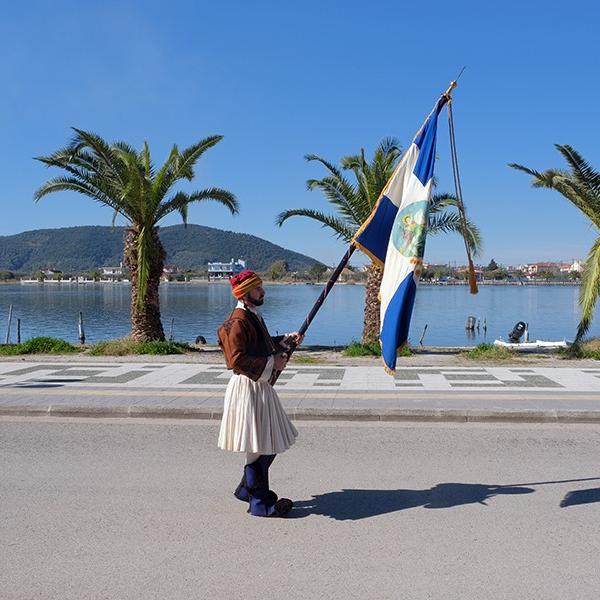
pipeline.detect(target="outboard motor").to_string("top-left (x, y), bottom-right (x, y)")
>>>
top-left (508, 321), bottom-right (527, 343)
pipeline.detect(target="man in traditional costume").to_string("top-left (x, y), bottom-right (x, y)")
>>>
top-left (217, 270), bottom-right (302, 518)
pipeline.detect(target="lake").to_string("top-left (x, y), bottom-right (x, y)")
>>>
top-left (0, 282), bottom-right (597, 347)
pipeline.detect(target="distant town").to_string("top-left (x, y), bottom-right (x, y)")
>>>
top-left (0, 257), bottom-right (585, 285)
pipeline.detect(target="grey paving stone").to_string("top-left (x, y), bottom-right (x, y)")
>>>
top-left (445, 374), bottom-right (498, 381)
top-left (394, 371), bottom-right (421, 381)
top-left (179, 372), bottom-right (229, 385)
top-left (84, 371), bottom-right (152, 384)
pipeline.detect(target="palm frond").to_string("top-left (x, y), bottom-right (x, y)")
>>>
top-left (175, 135), bottom-right (224, 181)
top-left (33, 176), bottom-right (128, 219)
top-left (428, 193), bottom-right (458, 213)
top-left (305, 154), bottom-right (345, 181)
top-left (140, 141), bottom-right (154, 178)
top-left (428, 210), bottom-right (483, 256)
top-left (306, 176), bottom-right (362, 225)
top-left (276, 208), bottom-right (355, 242)
top-left (575, 237), bottom-right (600, 343)
top-left (556, 144), bottom-right (600, 197)
top-left (156, 188), bottom-right (238, 223)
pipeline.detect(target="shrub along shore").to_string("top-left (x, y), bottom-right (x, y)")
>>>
top-left (0, 336), bottom-right (599, 361)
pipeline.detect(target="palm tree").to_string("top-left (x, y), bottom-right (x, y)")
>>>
top-left (276, 138), bottom-right (482, 343)
top-left (510, 145), bottom-right (600, 345)
top-left (35, 128), bottom-right (238, 341)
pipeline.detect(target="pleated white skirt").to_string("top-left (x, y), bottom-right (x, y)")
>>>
top-left (218, 374), bottom-right (298, 454)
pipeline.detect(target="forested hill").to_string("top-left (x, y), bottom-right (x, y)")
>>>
top-left (0, 225), bottom-right (324, 273)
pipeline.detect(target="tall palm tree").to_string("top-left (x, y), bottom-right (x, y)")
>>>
top-left (276, 138), bottom-right (482, 343)
top-left (510, 145), bottom-right (600, 345)
top-left (34, 128), bottom-right (237, 341)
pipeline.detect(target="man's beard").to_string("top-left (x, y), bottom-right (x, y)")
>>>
top-left (251, 297), bottom-right (264, 306)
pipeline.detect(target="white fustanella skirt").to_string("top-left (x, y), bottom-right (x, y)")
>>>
top-left (218, 373), bottom-right (298, 454)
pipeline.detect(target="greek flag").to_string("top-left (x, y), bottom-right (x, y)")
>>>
top-left (353, 96), bottom-right (447, 372)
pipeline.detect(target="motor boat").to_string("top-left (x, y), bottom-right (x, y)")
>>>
top-left (493, 321), bottom-right (571, 351)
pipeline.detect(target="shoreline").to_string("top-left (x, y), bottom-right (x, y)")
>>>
top-left (4, 279), bottom-right (582, 286)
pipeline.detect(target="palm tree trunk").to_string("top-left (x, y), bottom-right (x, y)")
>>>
top-left (362, 263), bottom-right (383, 343)
top-left (124, 226), bottom-right (166, 341)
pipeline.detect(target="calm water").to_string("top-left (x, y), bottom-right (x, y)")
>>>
top-left (0, 283), bottom-right (598, 347)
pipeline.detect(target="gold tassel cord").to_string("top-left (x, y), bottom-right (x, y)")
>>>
top-left (447, 97), bottom-right (478, 294)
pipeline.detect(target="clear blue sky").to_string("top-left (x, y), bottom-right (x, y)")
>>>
top-left (1, 0), bottom-right (599, 268)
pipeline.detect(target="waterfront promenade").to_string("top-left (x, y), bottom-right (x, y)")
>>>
top-left (2, 352), bottom-right (600, 422)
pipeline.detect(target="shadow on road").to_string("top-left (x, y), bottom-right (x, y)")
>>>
top-left (560, 487), bottom-right (600, 508)
top-left (291, 482), bottom-right (535, 520)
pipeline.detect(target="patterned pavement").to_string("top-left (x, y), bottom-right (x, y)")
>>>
top-left (1, 361), bottom-right (600, 392)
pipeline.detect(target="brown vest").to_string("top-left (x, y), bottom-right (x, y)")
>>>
top-left (217, 307), bottom-right (285, 381)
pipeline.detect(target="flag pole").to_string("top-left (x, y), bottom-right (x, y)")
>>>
top-left (270, 244), bottom-right (356, 384)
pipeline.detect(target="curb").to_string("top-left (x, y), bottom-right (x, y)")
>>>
top-left (2, 404), bottom-right (600, 424)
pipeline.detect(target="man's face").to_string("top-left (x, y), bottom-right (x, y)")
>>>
top-left (244, 285), bottom-right (265, 307)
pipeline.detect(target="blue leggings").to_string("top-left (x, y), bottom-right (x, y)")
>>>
top-left (236, 455), bottom-right (278, 516)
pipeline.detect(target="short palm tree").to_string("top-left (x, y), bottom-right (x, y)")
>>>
top-left (276, 138), bottom-right (482, 343)
top-left (510, 145), bottom-right (600, 345)
top-left (35, 129), bottom-right (238, 341)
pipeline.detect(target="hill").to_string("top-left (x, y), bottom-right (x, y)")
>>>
top-left (0, 225), bottom-right (324, 273)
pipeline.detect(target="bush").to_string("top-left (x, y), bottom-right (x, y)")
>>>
top-left (563, 338), bottom-right (600, 360)
top-left (0, 336), bottom-right (79, 355)
top-left (89, 338), bottom-right (190, 356)
top-left (464, 343), bottom-right (516, 360)
top-left (342, 341), bottom-right (412, 357)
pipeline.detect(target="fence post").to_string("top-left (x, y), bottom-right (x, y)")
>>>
top-left (5, 304), bottom-right (13, 344)
top-left (78, 312), bottom-right (86, 345)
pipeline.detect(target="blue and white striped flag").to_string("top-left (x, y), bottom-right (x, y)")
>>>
top-left (353, 96), bottom-right (447, 372)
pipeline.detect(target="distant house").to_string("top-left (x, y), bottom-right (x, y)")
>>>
top-left (207, 258), bottom-right (246, 280)
top-left (43, 268), bottom-right (62, 278)
top-left (519, 262), bottom-right (561, 277)
top-left (102, 262), bottom-right (123, 276)
top-left (161, 264), bottom-right (180, 282)
top-left (323, 266), bottom-right (354, 282)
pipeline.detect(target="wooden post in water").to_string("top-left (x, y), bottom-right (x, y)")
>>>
top-left (17, 318), bottom-right (21, 344)
top-left (168, 318), bottom-right (174, 342)
top-left (5, 304), bottom-right (13, 344)
top-left (78, 312), bottom-right (85, 345)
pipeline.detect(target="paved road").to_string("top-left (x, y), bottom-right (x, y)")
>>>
top-left (2, 417), bottom-right (599, 599)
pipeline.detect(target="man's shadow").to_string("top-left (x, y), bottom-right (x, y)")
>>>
top-left (291, 483), bottom-right (535, 520)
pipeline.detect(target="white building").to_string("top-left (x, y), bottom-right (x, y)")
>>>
top-left (207, 258), bottom-right (246, 279)
top-left (102, 262), bottom-right (124, 276)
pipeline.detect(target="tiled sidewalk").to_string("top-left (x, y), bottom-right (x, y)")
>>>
top-left (1, 361), bottom-right (600, 392)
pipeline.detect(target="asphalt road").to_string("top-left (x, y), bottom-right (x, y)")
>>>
top-left (1, 417), bottom-right (599, 600)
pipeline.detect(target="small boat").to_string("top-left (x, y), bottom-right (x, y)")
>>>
top-left (493, 339), bottom-right (570, 351)
top-left (493, 320), bottom-right (571, 351)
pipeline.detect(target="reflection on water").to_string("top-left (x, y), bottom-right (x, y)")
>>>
top-left (0, 283), bottom-right (596, 347)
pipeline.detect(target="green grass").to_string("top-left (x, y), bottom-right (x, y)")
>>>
top-left (0, 336), bottom-right (79, 355)
top-left (88, 338), bottom-right (190, 356)
top-left (464, 343), bottom-right (516, 360)
top-left (561, 338), bottom-right (600, 360)
top-left (290, 354), bottom-right (320, 364)
top-left (342, 341), bottom-right (412, 357)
